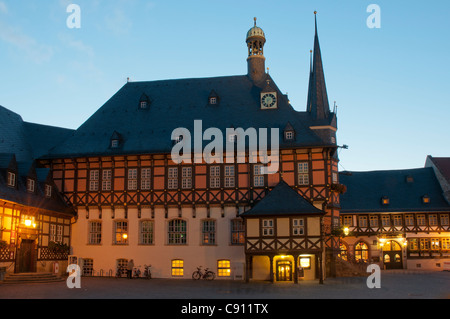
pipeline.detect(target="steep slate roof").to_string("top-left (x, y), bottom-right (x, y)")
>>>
top-left (339, 168), bottom-right (450, 213)
top-left (426, 156), bottom-right (450, 183)
top-left (43, 74), bottom-right (337, 159)
top-left (242, 180), bottom-right (325, 216)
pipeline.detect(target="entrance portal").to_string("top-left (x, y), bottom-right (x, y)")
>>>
top-left (17, 239), bottom-right (37, 273)
top-left (382, 240), bottom-right (403, 270)
top-left (276, 260), bottom-right (292, 281)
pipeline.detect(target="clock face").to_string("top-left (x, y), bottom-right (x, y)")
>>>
top-left (261, 93), bottom-right (277, 109)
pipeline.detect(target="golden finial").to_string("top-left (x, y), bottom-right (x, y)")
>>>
top-left (254, 17), bottom-right (257, 26)
top-left (314, 11), bottom-right (317, 15)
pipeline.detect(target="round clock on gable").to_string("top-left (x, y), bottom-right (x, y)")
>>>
top-left (261, 93), bottom-right (277, 109)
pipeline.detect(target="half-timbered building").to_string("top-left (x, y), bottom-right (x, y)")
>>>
top-left (0, 105), bottom-right (75, 277)
top-left (339, 167), bottom-right (450, 271)
top-left (37, 15), bottom-right (340, 282)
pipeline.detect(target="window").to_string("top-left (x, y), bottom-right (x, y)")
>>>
top-left (300, 257), bottom-right (311, 269)
top-left (102, 169), bottom-right (112, 191)
top-left (358, 216), bottom-right (368, 227)
top-left (342, 215), bottom-right (352, 227)
top-left (285, 131), bottom-right (294, 140)
top-left (262, 219), bottom-right (274, 236)
top-left (7, 172), bottom-right (15, 187)
top-left (202, 220), bottom-right (216, 245)
top-left (369, 215), bottom-right (378, 228)
top-left (45, 184), bottom-right (52, 198)
top-left (89, 170), bottom-right (99, 191)
top-left (27, 179), bottom-right (35, 192)
top-left (140, 101), bottom-right (148, 109)
top-left (431, 238), bottom-right (440, 251)
top-left (253, 164), bottom-right (264, 187)
top-left (354, 242), bottom-right (369, 262)
top-left (417, 214), bottom-right (426, 226)
top-left (111, 139), bottom-right (119, 148)
top-left (217, 260), bottom-right (231, 277)
top-left (422, 195), bottom-right (430, 204)
top-left (182, 167), bottom-right (192, 189)
top-left (442, 238), bottom-right (450, 250)
top-left (168, 219), bottom-right (187, 245)
top-left (140, 220), bottom-right (154, 245)
top-left (117, 259), bottom-right (128, 274)
top-left (114, 221), bottom-right (128, 245)
top-left (420, 238), bottom-right (430, 250)
top-left (381, 215), bottom-right (390, 227)
top-left (292, 218), bottom-right (304, 235)
top-left (405, 214), bottom-right (414, 226)
top-left (409, 238), bottom-right (418, 250)
top-left (441, 214), bottom-right (449, 226)
top-left (171, 260), bottom-right (184, 277)
top-left (209, 97), bottom-right (217, 105)
top-left (429, 214), bottom-right (438, 226)
top-left (82, 259), bottom-right (94, 277)
top-left (210, 166), bottom-right (220, 188)
top-left (168, 167), bottom-right (178, 189)
top-left (224, 165), bottom-right (235, 188)
top-left (141, 168), bottom-right (151, 190)
top-left (381, 197), bottom-right (389, 205)
top-left (393, 215), bottom-right (402, 226)
top-left (339, 243), bottom-right (348, 261)
top-left (128, 168), bottom-right (138, 190)
top-left (50, 224), bottom-right (63, 243)
top-left (231, 219), bottom-right (244, 245)
top-left (297, 162), bottom-right (309, 185)
top-left (89, 221), bottom-right (102, 245)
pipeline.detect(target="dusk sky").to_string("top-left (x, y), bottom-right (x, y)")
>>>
top-left (0, 0), bottom-right (449, 172)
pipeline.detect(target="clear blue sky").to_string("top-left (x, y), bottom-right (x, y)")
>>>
top-left (0, 0), bottom-right (449, 172)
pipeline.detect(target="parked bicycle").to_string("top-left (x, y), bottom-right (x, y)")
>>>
top-left (133, 266), bottom-right (141, 278)
top-left (192, 266), bottom-right (215, 280)
top-left (115, 265), bottom-right (126, 278)
top-left (143, 264), bottom-right (152, 279)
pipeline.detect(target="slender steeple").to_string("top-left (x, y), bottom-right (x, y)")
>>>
top-left (307, 12), bottom-right (330, 120)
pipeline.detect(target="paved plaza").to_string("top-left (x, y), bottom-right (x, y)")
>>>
top-left (0, 270), bottom-right (449, 299)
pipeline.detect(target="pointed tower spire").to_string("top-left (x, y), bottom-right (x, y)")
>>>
top-left (307, 11), bottom-right (330, 120)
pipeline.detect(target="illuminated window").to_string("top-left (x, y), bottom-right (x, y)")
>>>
top-left (210, 166), bottom-right (220, 188)
top-left (168, 167), bottom-right (178, 189)
top-left (342, 215), bottom-right (352, 227)
top-left (369, 215), bottom-right (379, 227)
top-left (139, 220), bottom-right (154, 245)
top-left (88, 221), bottom-right (102, 245)
top-left (420, 238), bottom-right (430, 250)
top-left (202, 220), bottom-right (216, 245)
top-left (262, 219), bottom-right (274, 236)
top-left (299, 257), bottom-right (311, 269)
top-left (217, 260), bottom-right (231, 277)
top-left (422, 195), bottom-right (430, 204)
top-left (297, 162), bottom-right (309, 185)
top-left (182, 167), bottom-right (192, 189)
top-left (339, 242), bottom-right (348, 261)
top-left (128, 168), bottom-right (138, 190)
top-left (89, 170), bottom-right (99, 191)
top-left (114, 221), bottom-right (128, 245)
top-left (409, 238), bottom-right (418, 250)
top-left (168, 219), bottom-right (187, 245)
top-left (381, 215), bottom-right (390, 227)
top-left (355, 242), bottom-right (369, 262)
top-left (431, 238), bottom-right (440, 251)
top-left (50, 224), bottom-right (63, 243)
top-left (442, 238), bottom-right (450, 250)
top-left (141, 168), bottom-right (151, 190)
top-left (381, 197), bottom-right (389, 205)
top-left (171, 259), bottom-right (184, 277)
top-left (230, 219), bottom-right (244, 245)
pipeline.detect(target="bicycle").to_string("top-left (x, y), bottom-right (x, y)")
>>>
top-left (115, 266), bottom-right (126, 278)
top-left (143, 264), bottom-right (152, 279)
top-left (133, 266), bottom-right (141, 278)
top-left (192, 266), bottom-right (215, 280)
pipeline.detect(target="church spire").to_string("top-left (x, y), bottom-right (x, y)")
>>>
top-left (307, 12), bottom-right (330, 120)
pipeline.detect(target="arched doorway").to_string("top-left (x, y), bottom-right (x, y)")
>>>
top-left (382, 240), bottom-right (403, 269)
top-left (354, 241), bottom-right (369, 263)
